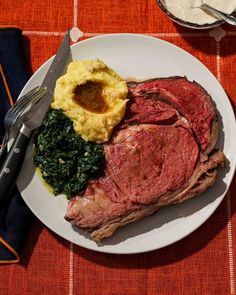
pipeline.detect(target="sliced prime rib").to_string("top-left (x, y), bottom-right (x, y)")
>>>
top-left (65, 77), bottom-right (225, 241)
top-left (127, 77), bottom-right (219, 153)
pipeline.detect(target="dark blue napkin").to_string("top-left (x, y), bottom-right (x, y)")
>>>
top-left (0, 27), bottom-right (33, 263)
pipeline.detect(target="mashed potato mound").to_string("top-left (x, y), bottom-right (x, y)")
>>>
top-left (51, 59), bottom-right (128, 143)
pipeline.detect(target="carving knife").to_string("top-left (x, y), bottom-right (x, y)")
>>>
top-left (0, 30), bottom-right (71, 204)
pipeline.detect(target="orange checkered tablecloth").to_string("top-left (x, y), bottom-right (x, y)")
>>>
top-left (0, 1), bottom-right (236, 294)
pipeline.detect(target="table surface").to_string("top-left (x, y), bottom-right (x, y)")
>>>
top-left (0, 1), bottom-right (236, 294)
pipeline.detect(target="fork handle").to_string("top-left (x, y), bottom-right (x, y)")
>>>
top-left (0, 125), bottom-right (32, 205)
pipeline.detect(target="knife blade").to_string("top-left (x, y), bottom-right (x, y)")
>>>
top-left (0, 30), bottom-right (71, 205)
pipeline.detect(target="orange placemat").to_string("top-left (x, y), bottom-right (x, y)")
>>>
top-left (0, 1), bottom-right (235, 294)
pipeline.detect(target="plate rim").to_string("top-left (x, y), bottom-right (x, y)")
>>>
top-left (17, 33), bottom-right (236, 254)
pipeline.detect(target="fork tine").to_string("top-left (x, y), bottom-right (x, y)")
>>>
top-left (21, 87), bottom-right (48, 111)
top-left (1, 87), bottom-right (48, 162)
top-left (30, 88), bottom-right (48, 105)
top-left (17, 86), bottom-right (40, 102)
top-left (5, 88), bottom-right (47, 134)
top-left (3, 87), bottom-right (47, 133)
top-left (10, 86), bottom-right (39, 109)
top-left (11, 87), bottom-right (40, 114)
top-left (11, 87), bottom-right (46, 115)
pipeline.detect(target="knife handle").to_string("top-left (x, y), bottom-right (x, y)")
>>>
top-left (0, 125), bottom-right (31, 205)
top-left (0, 145), bottom-right (7, 167)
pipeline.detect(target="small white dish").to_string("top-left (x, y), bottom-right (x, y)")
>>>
top-left (156, 0), bottom-right (224, 29)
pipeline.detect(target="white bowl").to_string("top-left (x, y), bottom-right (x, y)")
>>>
top-left (156, 0), bottom-right (224, 29)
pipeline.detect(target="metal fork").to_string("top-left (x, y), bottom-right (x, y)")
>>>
top-left (0, 86), bottom-right (48, 161)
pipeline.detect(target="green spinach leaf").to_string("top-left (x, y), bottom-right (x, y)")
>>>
top-left (34, 108), bottom-right (104, 198)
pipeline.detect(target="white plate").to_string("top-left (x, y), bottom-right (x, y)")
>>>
top-left (17, 34), bottom-right (236, 254)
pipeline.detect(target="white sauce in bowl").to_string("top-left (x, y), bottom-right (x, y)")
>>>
top-left (164, 0), bottom-right (236, 24)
